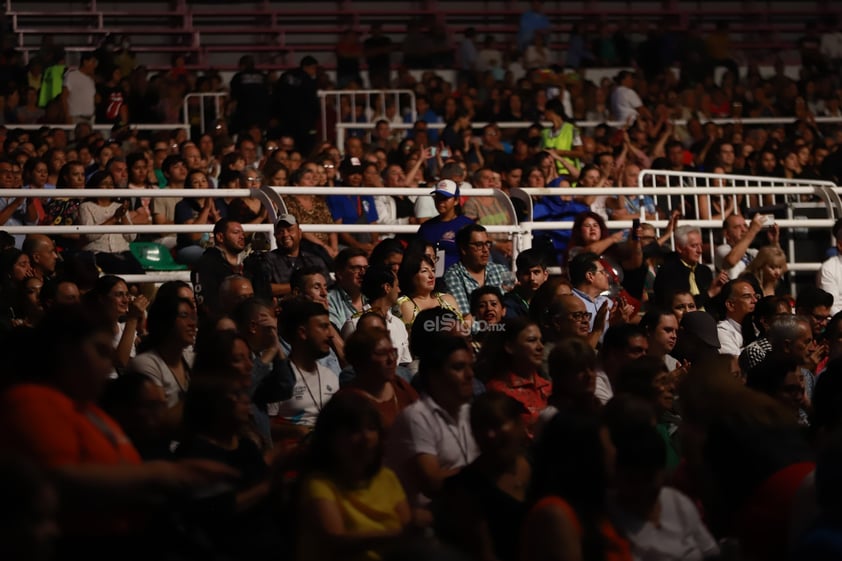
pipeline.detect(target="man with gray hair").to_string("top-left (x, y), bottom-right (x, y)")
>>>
top-left (654, 225), bottom-right (727, 308)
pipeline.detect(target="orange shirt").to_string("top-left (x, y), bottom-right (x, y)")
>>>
top-left (524, 496), bottom-right (633, 561)
top-left (486, 372), bottom-right (552, 436)
top-left (0, 383), bottom-right (142, 535)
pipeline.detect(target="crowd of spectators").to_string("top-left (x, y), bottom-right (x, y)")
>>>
top-left (6, 3), bottom-right (842, 561)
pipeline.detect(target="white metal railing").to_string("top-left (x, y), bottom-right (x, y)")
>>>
top-left (183, 92), bottom-right (228, 135)
top-left (3, 179), bottom-right (838, 293)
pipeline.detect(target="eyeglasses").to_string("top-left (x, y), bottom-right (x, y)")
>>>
top-left (568, 311), bottom-right (592, 321)
top-left (467, 241), bottom-right (493, 250)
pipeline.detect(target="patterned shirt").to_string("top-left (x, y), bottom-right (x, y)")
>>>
top-left (443, 260), bottom-right (510, 316)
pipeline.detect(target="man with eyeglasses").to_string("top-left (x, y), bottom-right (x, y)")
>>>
top-left (569, 252), bottom-right (613, 331)
top-left (443, 224), bottom-right (511, 317)
top-left (795, 286), bottom-right (834, 341)
top-left (327, 248), bottom-right (369, 329)
top-left (717, 280), bottom-right (759, 356)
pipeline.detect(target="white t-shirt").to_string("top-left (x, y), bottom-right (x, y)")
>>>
top-left (64, 69), bottom-right (96, 118)
top-left (610, 85), bottom-right (643, 123)
top-left (714, 243), bottom-right (757, 279)
top-left (386, 394), bottom-right (478, 507)
top-left (267, 362), bottom-right (338, 427)
top-left (612, 487), bottom-right (720, 561)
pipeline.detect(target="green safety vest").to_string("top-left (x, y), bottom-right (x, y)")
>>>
top-left (541, 122), bottom-right (580, 174)
top-left (38, 64), bottom-right (65, 108)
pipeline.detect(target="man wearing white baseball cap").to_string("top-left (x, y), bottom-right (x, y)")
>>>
top-left (417, 178), bottom-right (475, 270)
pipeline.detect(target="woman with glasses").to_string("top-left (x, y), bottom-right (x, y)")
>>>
top-left (397, 251), bottom-right (462, 332)
top-left (477, 317), bottom-right (550, 437)
top-left (340, 327), bottom-right (418, 430)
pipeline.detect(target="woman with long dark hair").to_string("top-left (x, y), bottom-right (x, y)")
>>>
top-left (297, 392), bottom-right (414, 561)
top-left (523, 409), bottom-right (632, 561)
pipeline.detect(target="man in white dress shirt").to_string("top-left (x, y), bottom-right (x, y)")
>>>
top-left (717, 279), bottom-right (758, 356)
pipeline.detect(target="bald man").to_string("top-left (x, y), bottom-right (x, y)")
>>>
top-left (22, 234), bottom-right (58, 281)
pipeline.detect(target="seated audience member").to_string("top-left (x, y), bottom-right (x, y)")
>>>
top-left (462, 167), bottom-right (516, 259)
top-left (615, 357), bottom-right (681, 472)
top-left (22, 234), bottom-right (59, 282)
top-left (522, 409), bottom-right (633, 561)
top-left (610, 425), bottom-right (719, 560)
top-left (444, 224), bottom-right (511, 316)
top-left (795, 286), bottom-right (834, 341)
top-left (715, 214), bottom-right (778, 279)
top-left (218, 275), bottom-right (256, 321)
top-left (469, 285), bottom-right (506, 351)
top-left (739, 296), bottom-right (793, 373)
top-left (173, 168), bottom-right (221, 265)
top-left (127, 292), bottom-right (196, 424)
top-left (339, 327), bottom-right (418, 430)
top-left (653, 225), bottom-right (725, 308)
top-left (821, 218), bottom-right (842, 315)
top-left (747, 356), bottom-right (808, 426)
top-left (569, 252), bottom-right (616, 331)
top-left (668, 289), bottom-right (697, 322)
top-left (543, 337), bottom-right (602, 426)
top-left (341, 266), bottom-right (411, 365)
top-left (640, 308), bottom-right (683, 373)
top-left (245, 213), bottom-right (330, 300)
top-left (101, 372), bottom-right (171, 459)
top-left (598, 324), bottom-right (650, 404)
top-left (0, 305), bottom-right (235, 560)
top-left (716, 279), bottom-right (759, 356)
top-left (437, 393), bottom-right (530, 561)
top-left (78, 170), bottom-right (144, 274)
top-left (397, 252), bottom-right (462, 331)
top-left (327, 248), bottom-right (368, 330)
top-left (478, 317), bottom-right (550, 436)
top-left (269, 299), bottom-right (339, 438)
top-left (175, 377), bottom-right (281, 558)
top-left (417, 179), bottom-right (474, 270)
top-left (39, 277), bottom-right (81, 309)
top-left (328, 156), bottom-right (380, 253)
top-left (502, 248), bottom-right (548, 319)
top-left (192, 218), bottom-right (246, 320)
top-left (678, 355), bottom-right (814, 561)
top-left (387, 335), bottom-right (479, 507)
top-left (742, 245), bottom-right (788, 297)
top-left (297, 392), bottom-right (415, 561)
top-left (84, 275), bottom-right (148, 372)
top-left (672, 311), bottom-right (721, 364)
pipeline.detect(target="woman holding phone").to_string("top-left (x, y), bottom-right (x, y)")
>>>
top-left (79, 171), bottom-right (145, 274)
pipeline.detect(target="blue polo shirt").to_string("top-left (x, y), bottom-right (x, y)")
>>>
top-left (327, 194), bottom-right (378, 225)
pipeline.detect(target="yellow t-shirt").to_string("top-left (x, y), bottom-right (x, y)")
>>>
top-left (298, 467), bottom-right (407, 561)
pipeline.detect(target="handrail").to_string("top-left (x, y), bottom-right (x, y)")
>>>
top-left (182, 92), bottom-right (228, 135)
